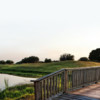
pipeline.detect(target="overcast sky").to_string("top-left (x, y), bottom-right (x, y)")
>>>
top-left (0, 0), bottom-right (100, 62)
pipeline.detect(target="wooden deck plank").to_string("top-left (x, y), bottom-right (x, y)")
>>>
top-left (52, 93), bottom-right (99, 100)
top-left (52, 83), bottom-right (100, 100)
top-left (71, 82), bottom-right (100, 99)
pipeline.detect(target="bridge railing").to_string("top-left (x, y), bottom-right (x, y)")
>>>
top-left (31, 66), bottom-right (100, 100)
top-left (66, 67), bottom-right (100, 91)
top-left (31, 69), bottom-right (66, 100)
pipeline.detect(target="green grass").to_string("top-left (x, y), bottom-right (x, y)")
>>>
top-left (1, 61), bottom-right (100, 100)
top-left (0, 84), bottom-right (34, 100)
top-left (0, 61), bottom-right (100, 78)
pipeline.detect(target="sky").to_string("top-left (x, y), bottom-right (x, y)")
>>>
top-left (0, 0), bottom-right (100, 62)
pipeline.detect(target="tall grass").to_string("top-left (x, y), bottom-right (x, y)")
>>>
top-left (4, 79), bottom-right (9, 89)
top-left (0, 84), bottom-right (34, 100)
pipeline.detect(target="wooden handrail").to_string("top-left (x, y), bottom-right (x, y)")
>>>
top-left (31, 69), bottom-right (65, 82)
top-left (65, 66), bottom-right (100, 70)
top-left (31, 66), bottom-right (100, 100)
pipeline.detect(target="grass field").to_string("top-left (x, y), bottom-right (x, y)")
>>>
top-left (1, 61), bottom-right (100, 100)
top-left (0, 61), bottom-right (100, 78)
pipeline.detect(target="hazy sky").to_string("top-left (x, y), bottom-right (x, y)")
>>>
top-left (0, 0), bottom-right (100, 62)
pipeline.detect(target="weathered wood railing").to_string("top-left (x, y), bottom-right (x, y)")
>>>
top-left (31, 66), bottom-right (100, 100)
top-left (67, 67), bottom-right (100, 91)
top-left (31, 69), bottom-right (66, 100)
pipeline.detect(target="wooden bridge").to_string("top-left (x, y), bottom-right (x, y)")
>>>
top-left (31, 67), bottom-right (100, 100)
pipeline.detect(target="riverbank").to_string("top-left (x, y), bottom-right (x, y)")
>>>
top-left (0, 84), bottom-right (34, 100)
top-left (0, 61), bottom-right (100, 78)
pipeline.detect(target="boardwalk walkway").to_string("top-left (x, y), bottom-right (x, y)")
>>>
top-left (52, 83), bottom-right (100, 100)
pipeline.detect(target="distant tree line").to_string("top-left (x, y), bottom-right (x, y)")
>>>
top-left (1, 48), bottom-right (100, 64)
top-left (0, 60), bottom-right (14, 64)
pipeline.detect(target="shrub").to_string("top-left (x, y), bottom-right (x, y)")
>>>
top-left (6, 60), bottom-right (14, 64)
top-left (25, 87), bottom-right (34, 94)
top-left (44, 58), bottom-right (52, 63)
top-left (17, 56), bottom-right (39, 64)
top-left (79, 57), bottom-right (89, 61)
top-left (16, 61), bottom-right (21, 64)
top-left (60, 53), bottom-right (74, 61)
top-left (0, 60), bottom-right (6, 64)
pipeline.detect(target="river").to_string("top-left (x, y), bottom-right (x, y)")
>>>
top-left (0, 74), bottom-right (37, 91)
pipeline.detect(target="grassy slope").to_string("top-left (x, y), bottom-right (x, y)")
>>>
top-left (0, 61), bottom-right (100, 78)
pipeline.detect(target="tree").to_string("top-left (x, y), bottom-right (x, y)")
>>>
top-left (6, 60), bottom-right (14, 64)
top-left (44, 58), bottom-right (52, 63)
top-left (79, 57), bottom-right (89, 61)
top-left (60, 53), bottom-right (74, 61)
top-left (0, 60), bottom-right (6, 64)
top-left (89, 48), bottom-right (100, 62)
top-left (19, 56), bottom-right (39, 63)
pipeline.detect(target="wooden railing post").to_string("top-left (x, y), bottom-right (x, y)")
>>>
top-left (34, 81), bottom-right (42, 100)
top-left (64, 69), bottom-right (67, 93)
top-left (95, 68), bottom-right (98, 84)
top-left (83, 69), bottom-right (85, 87)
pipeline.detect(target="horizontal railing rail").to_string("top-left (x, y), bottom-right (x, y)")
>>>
top-left (31, 66), bottom-right (100, 100)
top-left (31, 69), bottom-right (65, 82)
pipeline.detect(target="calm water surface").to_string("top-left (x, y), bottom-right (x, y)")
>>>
top-left (0, 74), bottom-right (37, 90)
